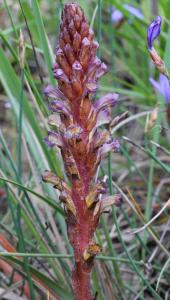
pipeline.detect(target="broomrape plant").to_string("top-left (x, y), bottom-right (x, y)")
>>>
top-left (43, 3), bottom-right (123, 300)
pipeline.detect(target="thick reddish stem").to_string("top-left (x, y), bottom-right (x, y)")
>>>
top-left (72, 261), bottom-right (93, 300)
top-left (69, 190), bottom-right (93, 299)
top-left (68, 164), bottom-right (97, 299)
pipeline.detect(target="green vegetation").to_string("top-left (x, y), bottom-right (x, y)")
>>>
top-left (0, 0), bottom-right (170, 299)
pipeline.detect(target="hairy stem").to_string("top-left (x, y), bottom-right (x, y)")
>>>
top-left (72, 261), bottom-right (93, 300)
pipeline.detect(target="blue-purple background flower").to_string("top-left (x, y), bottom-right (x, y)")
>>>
top-left (111, 4), bottom-right (143, 24)
top-left (150, 74), bottom-right (170, 104)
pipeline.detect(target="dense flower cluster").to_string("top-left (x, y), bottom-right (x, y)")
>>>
top-left (43, 4), bottom-right (122, 300)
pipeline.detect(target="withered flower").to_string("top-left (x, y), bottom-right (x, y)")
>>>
top-left (43, 4), bottom-right (122, 300)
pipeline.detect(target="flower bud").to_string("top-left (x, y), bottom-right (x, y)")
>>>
top-left (147, 16), bottom-right (169, 78)
top-left (147, 16), bottom-right (162, 50)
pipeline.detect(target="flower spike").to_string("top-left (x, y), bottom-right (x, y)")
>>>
top-left (43, 4), bottom-right (121, 300)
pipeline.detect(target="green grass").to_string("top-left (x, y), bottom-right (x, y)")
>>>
top-left (0, 0), bottom-right (170, 299)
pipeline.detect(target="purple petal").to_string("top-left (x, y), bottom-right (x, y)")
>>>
top-left (72, 60), bottom-right (82, 71)
top-left (124, 4), bottom-right (144, 20)
top-left (86, 58), bottom-right (107, 83)
top-left (111, 9), bottom-right (123, 24)
top-left (159, 74), bottom-right (170, 103)
top-left (90, 41), bottom-right (99, 59)
top-left (44, 85), bottom-right (67, 101)
top-left (47, 131), bottom-right (63, 148)
top-left (93, 130), bottom-right (112, 149)
top-left (87, 57), bottom-right (102, 79)
top-left (44, 137), bottom-right (55, 148)
top-left (72, 60), bottom-right (83, 79)
top-left (65, 125), bottom-right (83, 139)
top-left (111, 5), bottom-right (143, 24)
top-left (48, 114), bottom-right (61, 128)
top-left (54, 68), bottom-right (69, 82)
top-left (147, 16), bottom-right (162, 50)
top-left (4, 101), bottom-right (11, 109)
top-left (50, 100), bottom-right (71, 116)
top-left (98, 139), bottom-right (120, 157)
top-left (95, 62), bottom-right (107, 79)
top-left (150, 75), bottom-right (170, 104)
top-left (149, 77), bottom-right (162, 94)
top-left (86, 82), bottom-right (98, 92)
top-left (111, 139), bottom-right (120, 153)
top-left (96, 109), bottom-right (111, 127)
top-left (94, 93), bottom-right (118, 113)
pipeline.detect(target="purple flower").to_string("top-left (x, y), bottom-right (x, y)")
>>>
top-left (111, 9), bottom-right (123, 24)
top-left (124, 5), bottom-right (143, 20)
top-left (94, 93), bottom-right (118, 113)
top-left (150, 74), bottom-right (170, 104)
top-left (65, 125), bottom-right (83, 139)
top-left (147, 16), bottom-right (162, 50)
top-left (98, 138), bottom-right (120, 157)
top-left (50, 99), bottom-right (71, 116)
top-left (45, 131), bottom-right (63, 148)
top-left (44, 85), bottom-right (67, 101)
top-left (111, 4), bottom-right (143, 24)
